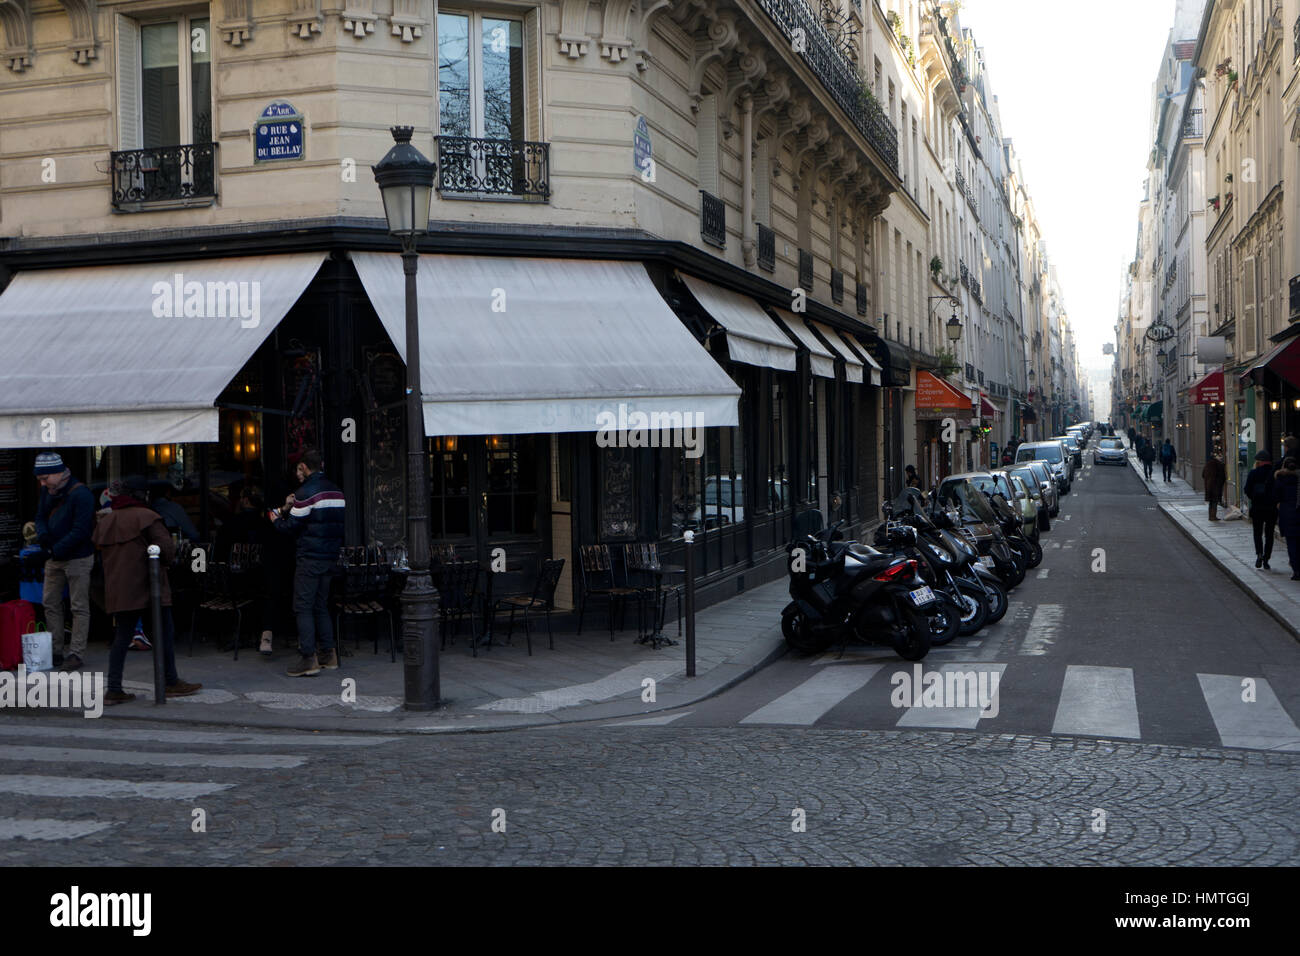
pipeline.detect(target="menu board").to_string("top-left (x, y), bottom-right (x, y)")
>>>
top-left (365, 349), bottom-right (407, 553)
top-left (0, 451), bottom-right (18, 565)
top-left (600, 447), bottom-right (637, 541)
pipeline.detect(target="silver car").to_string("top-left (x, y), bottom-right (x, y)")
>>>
top-left (1093, 436), bottom-right (1126, 465)
top-left (1015, 441), bottom-right (1072, 494)
top-left (1004, 462), bottom-right (1057, 526)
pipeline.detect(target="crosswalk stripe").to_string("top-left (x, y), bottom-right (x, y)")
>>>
top-left (0, 818), bottom-right (118, 841)
top-left (0, 724), bottom-right (396, 747)
top-left (1052, 665), bottom-right (1140, 739)
top-left (739, 666), bottom-right (883, 725)
top-left (894, 663), bottom-right (1007, 729)
top-left (607, 712), bottom-right (692, 726)
top-left (0, 775), bottom-right (233, 800)
top-left (1019, 604), bottom-right (1063, 656)
top-left (1197, 674), bottom-right (1300, 751)
top-left (0, 745), bottom-right (306, 770)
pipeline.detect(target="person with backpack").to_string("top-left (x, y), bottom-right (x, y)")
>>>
top-left (92, 476), bottom-right (201, 704)
top-left (1138, 440), bottom-right (1156, 480)
top-left (272, 448), bottom-right (345, 677)
top-left (1159, 439), bottom-right (1177, 482)
top-left (1244, 451), bottom-right (1277, 570)
top-left (1275, 456), bottom-right (1300, 580)
top-left (33, 453), bottom-right (96, 672)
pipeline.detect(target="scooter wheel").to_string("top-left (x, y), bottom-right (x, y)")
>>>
top-left (981, 578), bottom-right (1009, 624)
top-left (927, 597), bottom-right (962, 646)
top-left (1024, 536), bottom-right (1043, 569)
top-left (954, 582), bottom-right (990, 636)
top-left (782, 611), bottom-right (832, 655)
top-left (890, 621), bottom-right (931, 661)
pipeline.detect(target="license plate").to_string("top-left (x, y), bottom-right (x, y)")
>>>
top-left (908, 586), bottom-right (935, 606)
top-left (978, 556), bottom-right (995, 567)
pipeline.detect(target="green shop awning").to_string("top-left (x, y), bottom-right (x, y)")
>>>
top-left (1144, 401), bottom-right (1163, 422)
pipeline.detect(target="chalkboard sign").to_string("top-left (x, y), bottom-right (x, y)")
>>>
top-left (599, 447), bottom-right (637, 540)
top-left (0, 450), bottom-right (18, 565)
top-left (365, 349), bottom-right (406, 552)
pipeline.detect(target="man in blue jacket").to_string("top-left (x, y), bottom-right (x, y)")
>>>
top-left (33, 452), bottom-right (96, 671)
top-left (271, 448), bottom-right (345, 676)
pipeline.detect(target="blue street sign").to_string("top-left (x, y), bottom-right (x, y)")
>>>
top-left (634, 115), bottom-right (652, 178)
top-left (254, 101), bottom-right (304, 163)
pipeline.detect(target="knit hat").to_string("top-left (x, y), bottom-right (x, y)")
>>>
top-left (33, 452), bottom-right (65, 476)
top-left (1255, 451), bottom-right (1272, 462)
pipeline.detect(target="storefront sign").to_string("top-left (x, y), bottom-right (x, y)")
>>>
top-left (916, 370), bottom-right (972, 411)
top-left (254, 101), bottom-right (304, 163)
top-left (364, 349), bottom-right (407, 553)
top-left (1193, 371), bottom-right (1225, 405)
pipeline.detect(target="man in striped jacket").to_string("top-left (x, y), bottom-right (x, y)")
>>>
top-left (272, 448), bottom-right (345, 676)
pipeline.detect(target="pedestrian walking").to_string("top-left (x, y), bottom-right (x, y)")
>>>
top-left (1159, 439), bottom-right (1177, 482)
top-left (1244, 451), bottom-right (1277, 570)
top-left (91, 476), bottom-right (201, 704)
top-left (1203, 455), bottom-right (1227, 521)
top-left (1138, 440), bottom-right (1156, 480)
top-left (33, 453), bottom-right (96, 671)
top-left (1127, 426), bottom-right (1137, 447)
top-left (272, 448), bottom-right (345, 677)
top-left (1275, 457), bottom-right (1300, 580)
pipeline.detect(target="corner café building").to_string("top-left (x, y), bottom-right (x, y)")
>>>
top-left (0, 227), bottom-right (884, 614)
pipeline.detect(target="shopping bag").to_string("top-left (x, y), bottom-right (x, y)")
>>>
top-left (0, 599), bottom-right (35, 670)
top-left (21, 623), bottom-right (53, 673)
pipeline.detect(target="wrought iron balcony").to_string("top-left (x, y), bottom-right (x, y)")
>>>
top-left (110, 143), bottom-right (218, 210)
top-left (1182, 108), bottom-right (1204, 138)
top-left (757, 223), bottom-right (776, 272)
top-left (970, 280), bottom-right (982, 306)
top-left (435, 136), bottom-right (550, 201)
top-left (856, 282), bottom-right (868, 317)
top-left (831, 267), bottom-right (844, 304)
top-left (754, 0), bottom-right (898, 175)
top-left (700, 190), bottom-right (726, 248)
top-left (798, 248), bottom-right (814, 291)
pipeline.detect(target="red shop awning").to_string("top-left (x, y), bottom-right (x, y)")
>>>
top-left (1239, 335), bottom-right (1300, 389)
top-left (916, 370), bottom-right (973, 411)
top-left (980, 394), bottom-right (997, 417)
top-left (1191, 370), bottom-right (1224, 404)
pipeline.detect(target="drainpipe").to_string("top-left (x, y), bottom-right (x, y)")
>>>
top-left (741, 94), bottom-right (755, 267)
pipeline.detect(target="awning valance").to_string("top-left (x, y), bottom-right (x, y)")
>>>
top-left (836, 333), bottom-right (885, 386)
top-left (677, 274), bottom-right (796, 372)
top-left (916, 370), bottom-right (973, 411)
top-left (352, 253), bottom-right (741, 436)
top-left (812, 322), bottom-right (868, 384)
top-left (1191, 370), bottom-right (1224, 404)
top-left (1239, 335), bottom-right (1300, 390)
top-left (772, 309), bottom-right (836, 378)
top-left (0, 253), bottom-right (327, 448)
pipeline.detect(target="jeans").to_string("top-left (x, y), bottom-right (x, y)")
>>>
top-left (293, 558), bottom-right (336, 658)
top-left (1142, 461), bottom-right (1153, 479)
top-left (43, 554), bottom-right (93, 658)
top-left (107, 607), bottom-right (179, 694)
top-left (1287, 534), bottom-right (1300, 576)
top-left (1251, 511), bottom-right (1276, 561)
top-left (1162, 462), bottom-right (1173, 481)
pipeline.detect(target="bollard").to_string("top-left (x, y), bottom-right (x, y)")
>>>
top-left (147, 545), bottom-right (166, 705)
top-left (683, 530), bottom-right (696, 677)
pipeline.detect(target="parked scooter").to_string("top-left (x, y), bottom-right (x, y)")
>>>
top-left (984, 491), bottom-right (1043, 570)
top-left (782, 516), bottom-right (939, 660)
top-left (934, 479), bottom-right (1026, 589)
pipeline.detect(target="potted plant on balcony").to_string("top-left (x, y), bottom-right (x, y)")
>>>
top-left (930, 255), bottom-right (944, 279)
top-left (1208, 195), bottom-right (1220, 212)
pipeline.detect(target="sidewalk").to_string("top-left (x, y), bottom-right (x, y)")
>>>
top-left (38, 577), bottom-right (790, 734)
top-left (1125, 441), bottom-right (1300, 641)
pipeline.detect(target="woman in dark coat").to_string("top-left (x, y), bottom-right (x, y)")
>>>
top-left (1244, 451), bottom-right (1276, 569)
top-left (1202, 456), bottom-right (1226, 521)
top-left (1275, 457), bottom-right (1300, 580)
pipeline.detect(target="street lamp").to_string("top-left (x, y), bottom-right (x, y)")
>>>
top-left (373, 126), bottom-right (440, 710)
top-left (945, 315), bottom-right (963, 341)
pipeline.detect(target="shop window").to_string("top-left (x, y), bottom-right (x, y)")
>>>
top-left (671, 424), bottom-right (745, 536)
top-left (806, 377), bottom-right (819, 503)
top-left (767, 377), bottom-right (792, 513)
top-left (429, 436), bottom-right (472, 539)
top-left (485, 434), bottom-right (539, 536)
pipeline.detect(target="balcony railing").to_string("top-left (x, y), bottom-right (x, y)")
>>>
top-left (110, 143), bottom-right (218, 209)
top-left (1182, 108), bottom-right (1204, 138)
top-left (757, 223), bottom-right (775, 272)
top-left (798, 248), bottom-right (814, 291)
top-left (1290, 274), bottom-right (1300, 321)
top-left (970, 280), bottom-right (982, 306)
top-left (435, 136), bottom-right (550, 201)
top-left (700, 190), bottom-right (726, 248)
top-left (754, 0), bottom-right (899, 175)
top-left (1294, 13), bottom-right (1299, 61)
top-left (856, 282), bottom-right (868, 317)
top-left (831, 268), bottom-right (844, 304)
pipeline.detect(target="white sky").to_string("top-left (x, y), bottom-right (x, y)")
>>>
top-left (959, 0), bottom-right (1178, 378)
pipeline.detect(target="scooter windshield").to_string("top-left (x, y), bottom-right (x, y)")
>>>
top-left (946, 481), bottom-right (998, 524)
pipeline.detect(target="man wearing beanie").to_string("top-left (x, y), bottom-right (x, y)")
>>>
top-left (33, 452), bottom-right (96, 670)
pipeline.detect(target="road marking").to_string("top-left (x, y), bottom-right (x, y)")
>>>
top-left (1052, 665), bottom-right (1140, 739)
top-left (739, 665), bottom-right (883, 725)
top-left (1019, 604), bottom-right (1063, 656)
top-left (0, 745), bottom-right (306, 770)
top-left (607, 712), bottom-right (692, 726)
top-left (1050, 542), bottom-right (1061, 549)
top-left (478, 662), bottom-right (683, 713)
top-left (1197, 674), bottom-right (1300, 751)
top-left (811, 647), bottom-right (900, 665)
top-left (0, 775), bottom-right (234, 800)
top-left (0, 818), bottom-right (118, 841)
top-left (0, 724), bottom-right (398, 747)
top-left (1036, 568), bottom-right (1050, 578)
top-left (894, 662), bottom-right (1007, 729)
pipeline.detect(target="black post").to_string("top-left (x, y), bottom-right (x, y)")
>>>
top-left (683, 530), bottom-right (696, 677)
top-left (147, 545), bottom-right (165, 705)
top-left (400, 243), bottom-right (440, 709)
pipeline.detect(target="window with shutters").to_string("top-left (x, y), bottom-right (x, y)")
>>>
top-left (435, 9), bottom-right (548, 201)
top-left (1241, 256), bottom-right (1258, 358)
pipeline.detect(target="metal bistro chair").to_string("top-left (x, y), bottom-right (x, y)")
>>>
top-left (639, 541), bottom-right (683, 645)
top-left (187, 546), bottom-right (255, 659)
top-left (333, 546), bottom-right (396, 663)
top-left (435, 559), bottom-right (482, 656)
top-left (577, 544), bottom-right (641, 641)
top-left (490, 558), bottom-right (565, 655)
top-left (620, 544), bottom-right (658, 640)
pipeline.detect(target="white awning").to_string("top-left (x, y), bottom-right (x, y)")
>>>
top-left (352, 253), bottom-right (741, 436)
top-left (837, 334), bottom-right (885, 385)
top-left (813, 322), bottom-right (869, 385)
top-left (772, 309), bottom-right (836, 378)
top-left (677, 273), bottom-right (797, 372)
top-left (0, 253), bottom-right (327, 448)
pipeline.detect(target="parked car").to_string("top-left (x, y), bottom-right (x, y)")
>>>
top-left (1016, 441), bottom-right (1071, 494)
top-left (997, 467), bottom-right (1049, 532)
top-left (1054, 435), bottom-right (1084, 470)
top-left (687, 476), bottom-right (790, 529)
top-left (1016, 460), bottom-right (1060, 518)
top-left (1067, 426), bottom-right (1087, 450)
top-left (1093, 436), bottom-right (1126, 466)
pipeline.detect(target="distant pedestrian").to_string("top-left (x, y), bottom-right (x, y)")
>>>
top-left (905, 465), bottom-right (921, 489)
top-left (92, 476), bottom-right (202, 704)
top-left (1275, 457), bottom-right (1300, 580)
top-left (1203, 455), bottom-right (1227, 521)
top-left (272, 448), bottom-right (345, 677)
top-left (1159, 439), bottom-right (1177, 482)
top-left (33, 453), bottom-right (96, 672)
top-left (1127, 426), bottom-right (1137, 447)
top-left (1244, 451), bottom-right (1277, 570)
top-left (1138, 440), bottom-right (1156, 479)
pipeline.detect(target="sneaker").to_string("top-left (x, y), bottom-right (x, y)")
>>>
top-left (130, 631), bottom-right (152, 651)
top-left (59, 654), bottom-right (83, 672)
top-left (287, 654), bottom-right (320, 677)
top-left (104, 690), bottom-right (136, 706)
top-left (165, 680), bottom-right (203, 697)
top-left (259, 632), bottom-right (274, 656)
